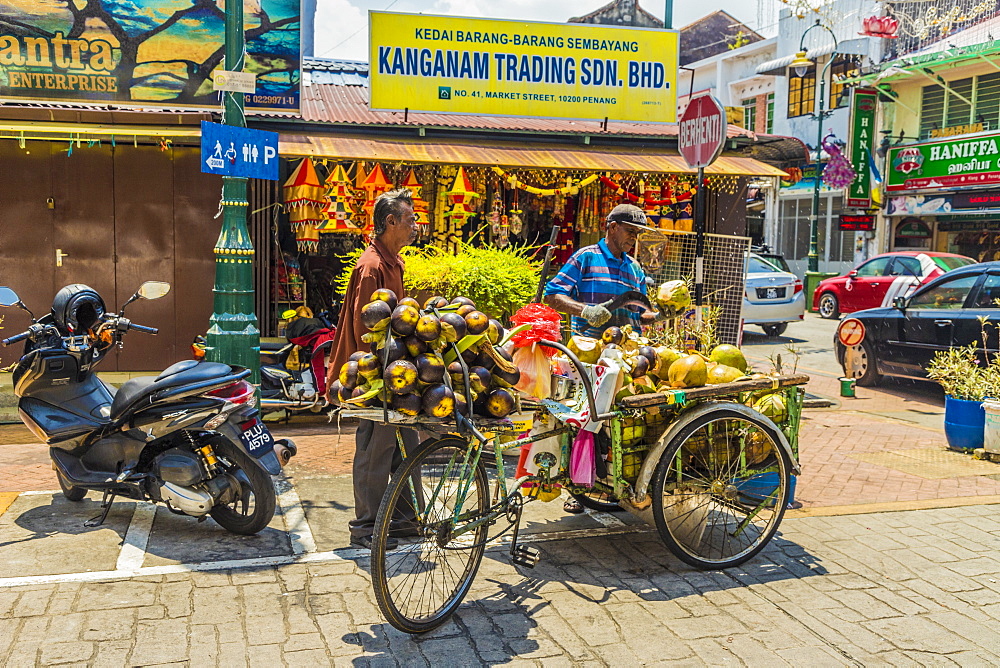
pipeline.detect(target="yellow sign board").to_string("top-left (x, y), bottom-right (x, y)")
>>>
top-left (369, 12), bottom-right (678, 123)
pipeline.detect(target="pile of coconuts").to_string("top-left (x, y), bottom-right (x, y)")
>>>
top-left (330, 289), bottom-right (522, 420)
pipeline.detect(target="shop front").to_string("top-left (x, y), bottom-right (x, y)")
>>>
top-left (249, 130), bottom-right (788, 337)
top-left (885, 131), bottom-right (1000, 262)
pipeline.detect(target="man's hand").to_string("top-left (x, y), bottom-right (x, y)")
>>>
top-left (581, 300), bottom-right (613, 327)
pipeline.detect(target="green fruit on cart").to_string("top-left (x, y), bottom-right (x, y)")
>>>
top-left (667, 355), bottom-right (707, 388)
top-left (710, 344), bottom-right (748, 373)
top-left (754, 393), bottom-right (788, 424)
top-left (656, 280), bottom-right (692, 314)
top-left (654, 346), bottom-right (682, 380)
top-left (707, 364), bottom-right (743, 385)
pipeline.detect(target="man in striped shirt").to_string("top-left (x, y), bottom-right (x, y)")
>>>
top-left (544, 203), bottom-right (659, 338)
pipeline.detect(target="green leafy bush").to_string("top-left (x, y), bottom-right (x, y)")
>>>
top-left (334, 243), bottom-right (542, 319)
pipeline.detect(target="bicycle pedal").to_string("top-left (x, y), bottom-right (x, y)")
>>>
top-left (510, 545), bottom-right (540, 568)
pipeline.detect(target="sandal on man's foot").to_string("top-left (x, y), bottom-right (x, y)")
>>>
top-left (563, 497), bottom-right (584, 514)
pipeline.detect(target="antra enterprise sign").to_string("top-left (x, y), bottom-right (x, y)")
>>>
top-left (369, 11), bottom-right (678, 123)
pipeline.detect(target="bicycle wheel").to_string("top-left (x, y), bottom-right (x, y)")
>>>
top-left (372, 435), bottom-right (490, 634)
top-left (571, 487), bottom-right (621, 512)
top-left (651, 404), bottom-right (792, 570)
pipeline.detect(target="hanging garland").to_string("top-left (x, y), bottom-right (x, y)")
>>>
top-left (598, 175), bottom-right (697, 206)
top-left (490, 166), bottom-right (598, 195)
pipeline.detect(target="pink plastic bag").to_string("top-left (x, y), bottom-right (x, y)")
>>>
top-left (569, 430), bottom-right (595, 487)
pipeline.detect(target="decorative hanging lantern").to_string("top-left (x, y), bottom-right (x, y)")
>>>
top-left (283, 158), bottom-right (326, 213)
top-left (361, 163), bottom-right (393, 234)
top-left (296, 223), bottom-right (321, 253)
top-left (443, 167), bottom-right (479, 252)
top-left (320, 164), bottom-right (362, 234)
top-left (401, 168), bottom-right (431, 229)
top-left (860, 15), bottom-right (899, 38)
top-left (821, 135), bottom-right (857, 190)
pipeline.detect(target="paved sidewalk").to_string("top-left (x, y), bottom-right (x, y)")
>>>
top-left (5, 504), bottom-right (1000, 665)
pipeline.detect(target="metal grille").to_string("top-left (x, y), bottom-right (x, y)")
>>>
top-left (635, 230), bottom-right (751, 346)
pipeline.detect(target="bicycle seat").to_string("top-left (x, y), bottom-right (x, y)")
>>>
top-left (110, 361), bottom-right (233, 419)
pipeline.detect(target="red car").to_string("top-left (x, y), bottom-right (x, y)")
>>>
top-left (814, 251), bottom-right (976, 319)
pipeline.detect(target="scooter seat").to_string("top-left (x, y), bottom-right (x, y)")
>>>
top-left (110, 361), bottom-right (233, 420)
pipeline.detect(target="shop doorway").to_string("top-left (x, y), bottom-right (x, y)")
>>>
top-left (893, 217), bottom-right (932, 250)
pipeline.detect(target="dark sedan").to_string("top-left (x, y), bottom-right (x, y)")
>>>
top-left (835, 261), bottom-right (1000, 386)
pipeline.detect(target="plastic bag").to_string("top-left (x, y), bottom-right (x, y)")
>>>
top-left (569, 430), bottom-right (595, 487)
top-left (513, 343), bottom-right (551, 399)
top-left (510, 303), bottom-right (562, 355)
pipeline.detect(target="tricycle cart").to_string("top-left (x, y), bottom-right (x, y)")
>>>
top-left (345, 340), bottom-right (807, 634)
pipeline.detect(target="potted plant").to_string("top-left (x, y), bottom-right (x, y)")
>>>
top-left (926, 343), bottom-right (1000, 450)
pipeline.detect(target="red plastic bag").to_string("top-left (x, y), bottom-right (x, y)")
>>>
top-left (510, 303), bottom-right (562, 354)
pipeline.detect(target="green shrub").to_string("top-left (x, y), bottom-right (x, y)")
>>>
top-left (334, 243), bottom-right (542, 319)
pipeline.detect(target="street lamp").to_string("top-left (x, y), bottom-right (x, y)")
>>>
top-left (793, 20), bottom-right (839, 276)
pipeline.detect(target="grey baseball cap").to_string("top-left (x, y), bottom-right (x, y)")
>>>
top-left (606, 203), bottom-right (656, 231)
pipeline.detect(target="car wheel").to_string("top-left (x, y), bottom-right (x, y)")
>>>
top-left (818, 292), bottom-right (840, 319)
top-left (762, 323), bottom-right (787, 337)
top-left (842, 338), bottom-right (881, 387)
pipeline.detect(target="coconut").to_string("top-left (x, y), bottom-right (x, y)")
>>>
top-left (567, 335), bottom-right (602, 365)
top-left (654, 346), bottom-right (682, 380)
top-left (386, 360), bottom-right (419, 395)
top-left (421, 384), bottom-right (456, 418)
top-left (707, 364), bottom-right (744, 385)
top-left (667, 355), bottom-right (708, 388)
top-left (484, 388), bottom-right (516, 418)
top-left (710, 344), bottom-right (748, 373)
top-left (656, 280), bottom-right (692, 315)
top-left (360, 300), bottom-right (392, 332)
top-left (754, 393), bottom-right (788, 424)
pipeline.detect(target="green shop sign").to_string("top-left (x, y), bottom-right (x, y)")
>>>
top-left (847, 88), bottom-right (877, 208)
top-left (887, 130), bottom-right (1000, 192)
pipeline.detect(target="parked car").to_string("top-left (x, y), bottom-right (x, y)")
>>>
top-left (743, 253), bottom-right (804, 337)
top-left (834, 261), bottom-right (1000, 386)
top-left (814, 251), bottom-right (975, 319)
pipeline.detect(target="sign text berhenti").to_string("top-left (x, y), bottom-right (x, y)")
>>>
top-left (369, 12), bottom-right (678, 123)
top-left (678, 95), bottom-right (726, 170)
top-left (887, 131), bottom-right (1000, 192)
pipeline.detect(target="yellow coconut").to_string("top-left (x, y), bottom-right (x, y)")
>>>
top-left (707, 364), bottom-right (744, 385)
top-left (567, 335), bottom-right (603, 365)
top-left (710, 344), bottom-right (748, 373)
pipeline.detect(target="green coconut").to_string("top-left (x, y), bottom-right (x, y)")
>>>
top-left (567, 335), bottom-right (603, 365)
top-left (707, 364), bottom-right (744, 385)
top-left (710, 344), bottom-right (748, 373)
top-left (656, 280), bottom-right (692, 315)
top-left (667, 355), bottom-right (707, 388)
top-left (754, 393), bottom-right (788, 424)
top-left (654, 346), bottom-right (682, 380)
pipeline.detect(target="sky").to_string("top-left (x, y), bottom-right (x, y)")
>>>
top-left (312, 0), bottom-right (774, 62)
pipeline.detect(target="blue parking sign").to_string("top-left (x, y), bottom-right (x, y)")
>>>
top-left (201, 121), bottom-right (279, 180)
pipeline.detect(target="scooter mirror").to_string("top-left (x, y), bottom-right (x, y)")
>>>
top-left (138, 281), bottom-right (171, 300)
top-left (0, 287), bottom-right (20, 307)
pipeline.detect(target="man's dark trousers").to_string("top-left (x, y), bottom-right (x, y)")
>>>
top-left (349, 419), bottom-right (420, 538)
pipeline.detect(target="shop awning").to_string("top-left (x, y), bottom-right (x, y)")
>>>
top-left (279, 134), bottom-right (788, 177)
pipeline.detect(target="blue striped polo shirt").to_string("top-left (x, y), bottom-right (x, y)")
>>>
top-left (544, 239), bottom-right (648, 338)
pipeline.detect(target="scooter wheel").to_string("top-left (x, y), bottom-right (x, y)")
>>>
top-left (57, 471), bottom-right (87, 502)
top-left (208, 438), bottom-right (276, 535)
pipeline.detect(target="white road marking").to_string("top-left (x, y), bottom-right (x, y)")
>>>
top-left (20, 490), bottom-right (61, 496)
top-left (589, 510), bottom-right (627, 528)
top-left (115, 502), bottom-right (156, 571)
top-left (0, 523), bottom-right (652, 589)
top-left (275, 479), bottom-right (317, 555)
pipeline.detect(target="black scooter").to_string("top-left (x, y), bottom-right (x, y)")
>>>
top-left (0, 281), bottom-right (293, 535)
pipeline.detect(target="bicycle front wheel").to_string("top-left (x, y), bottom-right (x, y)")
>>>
top-left (371, 435), bottom-right (490, 634)
top-left (651, 404), bottom-right (792, 570)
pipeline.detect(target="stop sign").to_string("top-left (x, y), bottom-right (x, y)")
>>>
top-left (678, 94), bottom-right (727, 170)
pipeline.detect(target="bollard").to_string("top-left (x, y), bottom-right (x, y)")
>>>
top-left (839, 377), bottom-right (856, 398)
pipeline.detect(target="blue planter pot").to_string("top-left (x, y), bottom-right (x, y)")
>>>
top-left (944, 396), bottom-right (985, 450)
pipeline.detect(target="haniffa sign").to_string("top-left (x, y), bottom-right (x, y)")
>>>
top-left (887, 131), bottom-right (1000, 192)
top-left (0, 0), bottom-right (301, 113)
top-left (847, 88), bottom-right (877, 208)
top-left (369, 11), bottom-right (678, 123)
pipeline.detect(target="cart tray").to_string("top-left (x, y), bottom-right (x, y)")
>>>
top-left (617, 373), bottom-right (809, 409)
top-left (339, 409), bottom-right (517, 431)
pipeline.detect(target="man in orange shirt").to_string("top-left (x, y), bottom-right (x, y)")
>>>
top-left (327, 188), bottom-right (418, 550)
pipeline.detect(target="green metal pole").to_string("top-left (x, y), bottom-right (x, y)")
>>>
top-left (664, 0), bottom-right (673, 29)
top-left (205, 0), bottom-right (260, 383)
top-left (808, 57), bottom-right (834, 274)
